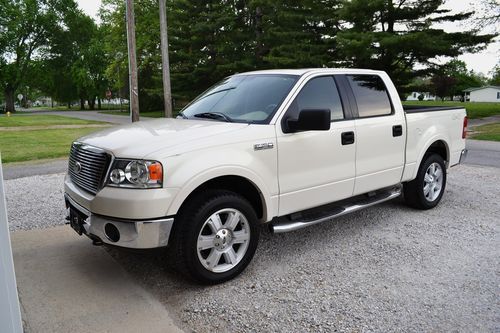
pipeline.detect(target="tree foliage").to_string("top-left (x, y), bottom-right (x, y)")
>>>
top-left (490, 65), bottom-right (500, 86)
top-left (1, 0), bottom-right (497, 113)
top-left (335, 0), bottom-right (496, 93)
top-left (470, 0), bottom-right (500, 33)
top-left (430, 59), bottom-right (487, 100)
top-left (0, 0), bottom-right (59, 112)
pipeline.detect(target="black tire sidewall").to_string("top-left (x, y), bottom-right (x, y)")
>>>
top-left (181, 192), bottom-right (260, 284)
top-left (415, 154), bottom-right (447, 209)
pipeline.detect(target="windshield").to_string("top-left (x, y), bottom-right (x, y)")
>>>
top-left (180, 74), bottom-right (299, 123)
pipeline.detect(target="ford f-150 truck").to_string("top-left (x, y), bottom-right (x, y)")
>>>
top-left (64, 69), bottom-right (467, 284)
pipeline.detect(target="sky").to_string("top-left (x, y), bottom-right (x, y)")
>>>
top-left (76, 0), bottom-right (499, 76)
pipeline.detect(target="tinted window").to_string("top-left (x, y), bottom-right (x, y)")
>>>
top-left (347, 75), bottom-right (392, 117)
top-left (288, 76), bottom-right (344, 121)
top-left (181, 74), bottom-right (298, 123)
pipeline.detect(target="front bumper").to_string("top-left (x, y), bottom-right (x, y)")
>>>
top-left (65, 194), bottom-right (174, 249)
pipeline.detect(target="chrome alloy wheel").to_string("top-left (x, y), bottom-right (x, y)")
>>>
top-left (423, 162), bottom-right (443, 202)
top-left (197, 208), bottom-right (251, 273)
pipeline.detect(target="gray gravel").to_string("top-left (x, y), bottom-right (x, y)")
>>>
top-left (5, 173), bottom-right (66, 231)
top-left (109, 165), bottom-right (500, 333)
top-left (4, 165), bottom-right (500, 332)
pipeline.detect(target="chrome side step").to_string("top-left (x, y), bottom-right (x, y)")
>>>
top-left (270, 186), bottom-right (402, 233)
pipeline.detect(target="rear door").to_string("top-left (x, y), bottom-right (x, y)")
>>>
top-left (343, 74), bottom-right (406, 195)
top-left (276, 75), bottom-right (356, 215)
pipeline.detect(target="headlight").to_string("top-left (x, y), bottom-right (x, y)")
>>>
top-left (107, 159), bottom-right (163, 188)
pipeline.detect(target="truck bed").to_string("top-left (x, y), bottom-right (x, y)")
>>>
top-left (403, 105), bottom-right (465, 113)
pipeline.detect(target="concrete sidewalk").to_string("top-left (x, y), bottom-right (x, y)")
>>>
top-left (11, 226), bottom-right (183, 333)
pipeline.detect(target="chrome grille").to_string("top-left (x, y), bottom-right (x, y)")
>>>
top-left (68, 143), bottom-right (111, 194)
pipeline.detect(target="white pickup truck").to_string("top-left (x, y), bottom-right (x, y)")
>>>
top-left (64, 69), bottom-right (467, 284)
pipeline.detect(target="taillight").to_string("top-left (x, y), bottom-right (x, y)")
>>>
top-left (462, 116), bottom-right (468, 139)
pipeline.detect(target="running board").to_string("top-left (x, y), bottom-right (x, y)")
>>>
top-left (270, 186), bottom-right (402, 234)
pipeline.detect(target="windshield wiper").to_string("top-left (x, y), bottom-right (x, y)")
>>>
top-left (194, 112), bottom-right (233, 122)
top-left (177, 111), bottom-right (188, 119)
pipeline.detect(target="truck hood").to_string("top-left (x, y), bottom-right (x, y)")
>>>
top-left (78, 118), bottom-right (249, 158)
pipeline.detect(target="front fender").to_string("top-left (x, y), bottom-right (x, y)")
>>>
top-left (165, 165), bottom-right (276, 221)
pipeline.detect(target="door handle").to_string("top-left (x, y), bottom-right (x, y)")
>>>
top-left (341, 131), bottom-right (355, 145)
top-left (392, 125), bottom-right (403, 137)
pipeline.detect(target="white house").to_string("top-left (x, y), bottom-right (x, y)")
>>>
top-left (406, 91), bottom-right (436, 101)
top-left (463, 86), bottom-right (500, 102)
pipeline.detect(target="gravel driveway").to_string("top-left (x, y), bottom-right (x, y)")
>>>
top-left (5, 165), bottom-right (499, 332)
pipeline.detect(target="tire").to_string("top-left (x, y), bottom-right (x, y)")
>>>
top-left (404, 153), bottom-right (447, 210)
top-left (169, 189), bottom-right (260, 284)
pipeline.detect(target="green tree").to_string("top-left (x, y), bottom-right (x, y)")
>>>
top-left (445, 60), bottom-right (485, 99)
top-left (99, 0), bottom-right (344, 107)
top-left (71, 25), bottom-right (109, 110)
top-left (37, 2), bottom-right (94, 108)
top-left (430, 59), bottom-right (486, 101)
top-left (471, 0), bottom-right (500, 33)
top-left (335, 0), bottom-right (496, 93)
top-left (490, 65), bottom-right (500, 86)
top-left (0, 0), bottom-right (58, 112)
top-left (252, 0), bottom-right (339, 69)
top-left (0, 0), bottom-right (99, 112)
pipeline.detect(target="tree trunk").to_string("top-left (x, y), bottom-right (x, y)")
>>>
top-left (80, 98), bottom-right (85, 110)
top-left (4, 88), bottom-right (15, 113)
top-left (97, 97), bottom-right (102, 110)
top-left (88, 97), bottom-right (95, 110)
top-left (67, 102), bottom-right (70, 109)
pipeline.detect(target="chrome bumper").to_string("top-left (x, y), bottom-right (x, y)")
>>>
top-left (65, 194), bottom-right (174, 249)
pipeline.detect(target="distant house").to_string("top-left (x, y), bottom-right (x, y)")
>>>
top-left (406, 92), bottom-right (436, 101)
top-left (463, 86), bottom-right (500, 102)
top-left (33, 96), bottom-right (53, 107)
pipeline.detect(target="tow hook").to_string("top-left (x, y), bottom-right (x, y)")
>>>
top-left (88, 234), bottom-right (104, 246)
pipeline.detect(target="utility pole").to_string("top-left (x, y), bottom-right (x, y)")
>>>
top-left (125, 0), bottom-right (140, 122)
top-left (159, 0), bottom-right (173, 118)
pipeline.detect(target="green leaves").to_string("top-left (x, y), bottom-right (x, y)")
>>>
top-left (336, 0), bottom-right (496, 93)
top-left (1, 0), bottom-right (496, 113)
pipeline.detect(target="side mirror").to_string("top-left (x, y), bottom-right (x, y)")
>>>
top-left (284, 109), bottom-right (331, 133)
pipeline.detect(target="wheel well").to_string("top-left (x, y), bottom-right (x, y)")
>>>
top-left (179, 176), bottom-right (266, 221)
top-left (424, 140), bottom-right (449, 163)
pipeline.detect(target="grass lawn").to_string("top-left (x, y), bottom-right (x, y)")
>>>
top-left (469, 122), bottom-right (500, 142)
top-left (0, 115), bottom-right (104, 127)
top-left (0, 127), bottom-right (103, 163)
top-left (0, 114), bottom-right (108, 163)
top-left (402, 101), bottom-right (500, 119)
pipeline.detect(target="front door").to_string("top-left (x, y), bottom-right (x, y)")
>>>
top-left (277, 75), bottom-right (356, 216)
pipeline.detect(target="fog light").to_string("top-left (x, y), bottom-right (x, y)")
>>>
top-left (110, 169), bottom-right (125, 184)
top-left (104, 223), bottom-right (120, 242)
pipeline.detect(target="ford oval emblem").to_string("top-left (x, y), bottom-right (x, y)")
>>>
top-left (73, 162), bottom-right (82, 174)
